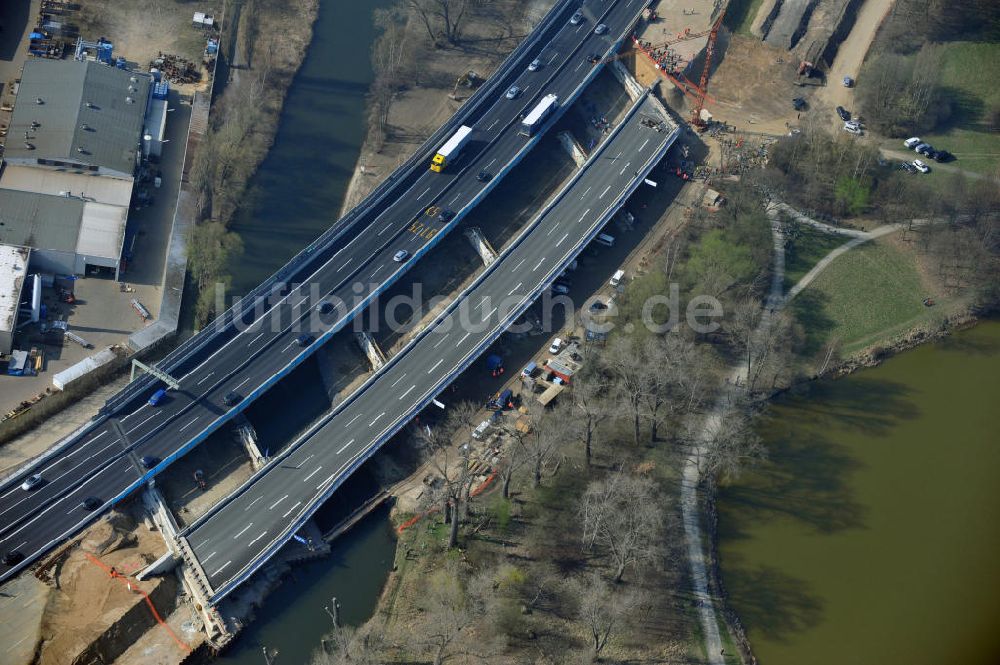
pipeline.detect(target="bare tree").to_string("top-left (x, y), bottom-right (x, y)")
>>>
top-left (421, 560), bottom-right (496, 664)
top-left (580, 468), bottom-right (664, 582)
top-left (602, 337), bottom-right (647, 446)
top-left (572, 573), bottom-right (642, 656)
top-left (569, 367), bottom-right (609, 467)
top-left (698, 401), bottom-right (766, 484)
top-left (407, 0), bottom-right (470, 45)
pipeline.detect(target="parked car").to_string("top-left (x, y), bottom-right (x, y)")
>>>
top-left (21, 474), bottom-right (43, 491)
top-left (842, 76), bottom-right (854, 87)
top-left (843, 122), bottom-right (862, 135)
top-left (933, 149), bottom-right (953, 163)
top-left (223, 392), bottom-right (242, 407)
top-left (914, 142), bottom-right (931, 154)
top-left (792, 97), bottom-right (806, 110)
top-left (899, 161), bottom-right (917, 173)
top-left (550, 283), bottom-right (570, 295)
top-left (836, 106), bottom-right (851, 121)
top-left (594, 23), bottom-right (607, 35)
top-left (903, 137), bottom-right (922, 149)
top-left (570, 10), bottom-right (584, 24)
top-left (916, 144), bottom-right (934, 156)
top-left (505, 85), bottom-right (521, 99)
top-left (912, 159), bottom-right (930, 173)
top-left (548, 337), bottom-right (563, 354)
top-left (528, 58), bottom-right (541, 72)
top-left (393, 249), bottom-right (410, 263)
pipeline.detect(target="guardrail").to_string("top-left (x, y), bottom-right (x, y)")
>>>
top-left (206, 89), bottom-right (675, 603)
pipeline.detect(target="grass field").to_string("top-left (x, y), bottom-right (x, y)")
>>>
top-left (789, 240), bottom-right (944, 357)
top-left (783, 224), bottom-right (850, 292)
top-left (919, 42), bottom-right (1000, 176)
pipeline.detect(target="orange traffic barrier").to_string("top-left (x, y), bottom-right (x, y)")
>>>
top-left (396, 471), bottom-right (497, 533)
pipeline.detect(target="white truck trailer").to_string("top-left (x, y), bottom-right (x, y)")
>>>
top-left (519, 94), bottom-right (559, 137)
top-left (430, 125), bottom-right (474, 172)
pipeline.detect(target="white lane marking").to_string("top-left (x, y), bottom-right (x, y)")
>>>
top-left (581, 186), bottom-right (591, 199)
top-left (433, 335), bottom-right (447, 349)
top-left (303, 466), bottom-right (323, 483)
top-left (203, 551), bottom-right (217, 563)
top-left (282, 339), bottom-right (296, 352)
top-left (486, 158), bottom-right (497, 169)
top-left (233, 376), bottom-right (251, 391)
top-left (417, 186), bottom-right (431, 200)
top-left (484, 306), bottom-right (497, 320)
top-left (248, 531), bottom-right (268, 547)
top-left (245, 496), bottom-right (262, 511)
top-left (62, 430), bottom-right (107, 461)
top-left (338, 257), bottom-right (353, 271)
top-left (249, 332), bottom-right (265, 345)
top-left (369, 266), bottom-right (381, 280)
top-left (487, 119), bottom-right (498, 131)
top-left (345, 414), bottom-right (361, 427)
top-left (574, 60), bottom-right (583, 72)
top-left (211, 560), bottom-right (232, 577)
top-left (126, 412), bottom-right (158, 434)
top-left (299, 454), bottom-right (315, 467)
top-left (613, 151), bottom-right (622, 161)
top-left (533, 257), bottom-right (545, 271)
top-left (293, 297), bottom-right (307, 309)
top-left (197, 372), bottom-right (215, 386)
top-left (639, 137), bottom-right (650, 151)
top-left (317, 473), bottom-right (336, 490)
top-left (458, 332), bottom-right (471, 345)
top-left (619, 161), bottom-right (632, 175)
top-left (478, 296), bottom-right (489, 311)
top-left (7, 636), bottom-right (28, 652)
top-left (399, 385), bottom-right (416, 400)
top-left (556, 232), bottom-right (568, 247)
top-left (427, 359), bottom-right (443, 374)
top-left (196, 539), bottom-right (211, 550)
top-left (179, 416), bottom-right (199, 432)
top-left (269, 495), bottom-right (288, 510)
top-left (233, 523), bottom-right (253, 539)
top-left (369, 412), bottom-right (386, 426)
top-left (448, 193), bottom-right (461, 205)
top-left (508, 282), bottom-right (522, 296)
top-left (390, 373), bottom-right (407, 388)
top-left (282, 501), bottom-right (302, 518)
top-left (336, 439), bottom-right (355, 455)
top-left (547, 224), bottom-right (557, 236)
top-left (599, 184), bottom-right (611, 199)
top-left (578, 208), bottom-right (591, 223)
top-left (378, 224), bottom-right (392, 237)
top-left (511, 258), bottom-right (526, 272)
top-left (548, 52), bottom-right (558, 64)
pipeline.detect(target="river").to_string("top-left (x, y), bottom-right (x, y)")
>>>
top-left (212, 0), bottom-right (397, 662)
top-left (718, 321), bottom-right (1000, 665)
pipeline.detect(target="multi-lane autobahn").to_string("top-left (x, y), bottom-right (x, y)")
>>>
top-left (186, 91), bottom-right (679, 601)
top-left (0, 0), bottom-right (652, 582)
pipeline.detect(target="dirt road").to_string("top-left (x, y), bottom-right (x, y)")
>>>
top-left (814, 0), bottom-right (895, 121)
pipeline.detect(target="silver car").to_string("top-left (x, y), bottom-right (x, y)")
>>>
top-left (21, 474), bottom-right (43, 491)
top-left (393, 250), bottom-right (410, 262)
top-left (570, 11), bottom-right (584, 25)
top-left (528, 58), bottom-right (541, 72)
top-left (505, 85), bottom-right (521, 99)
top-left (594, 23), bottom-right (607, 35)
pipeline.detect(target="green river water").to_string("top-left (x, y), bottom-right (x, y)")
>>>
top-left (718, 320), bottom-right (1000, 665)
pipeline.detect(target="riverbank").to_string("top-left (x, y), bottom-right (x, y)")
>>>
top-left (185, 0), bottom-right (321, 324)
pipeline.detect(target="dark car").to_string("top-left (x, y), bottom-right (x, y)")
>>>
top-left (316, 301), bottom-right (333, 315)
top-left (224, 392), bottom-right (242, 407)
top-left (589, 301), bottom-right (608, 311)
top-left (437, 209), bottom-right (455, 223)
top-left (82, 496), bottom-right (102, 511)
top-left (836, 106), bottom-right (851, 121)
top-left (2, 550), bottom-right (24, 566)
top-left (140, 455), bottom-right (160, 470)
top-left (296, 333), bottom-right (313, 347)
top-left (899, 161), bottom-right (917, 173)
top-left (792, 97), bottom-right (806, 111)
top-left (476, 170), bottom-right (492, 182)
top-left (587, 53), bottom-right (602, 64)
top-left (933, 149), bottom-right (952, 162)
top-left (916, 144), bottom-right (934, 156)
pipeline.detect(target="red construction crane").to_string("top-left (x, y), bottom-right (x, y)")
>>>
top-left (595, 25), bottom-right (714, 66)
top-left (690, 7), bottom-right (727, 129)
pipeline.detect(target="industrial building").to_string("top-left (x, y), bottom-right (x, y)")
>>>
top-left (0, 245), bottom-right (30, 355)
top-left (0, 58), bottom-right (153, 280)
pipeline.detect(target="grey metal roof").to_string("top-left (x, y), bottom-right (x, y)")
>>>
top-left (0, 189), bottom-right (84, 253)
top-left (5, 60), bottom-right (151, 176)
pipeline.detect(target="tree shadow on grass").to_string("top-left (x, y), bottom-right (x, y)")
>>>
top-left (790, 289), bottom-right (836, 357)
top-left (937, 86), bottom-right (987, 132)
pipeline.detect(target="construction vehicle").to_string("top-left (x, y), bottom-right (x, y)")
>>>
top-left (194, 469), bottom-right (207, 491)
top-left (796, 41), bottom-right (824, 87)
top-left (689, 6), bottom-right (727, 130)
top-left (519, 93), bottom-right (559, 137)
top-left (430, 125), bottom-right (474, 172)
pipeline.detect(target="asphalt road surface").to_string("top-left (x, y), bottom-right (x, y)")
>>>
top-left (186, 92), bottom-right (677, 600)
top-left (0, 0), bottom-right (650, 582)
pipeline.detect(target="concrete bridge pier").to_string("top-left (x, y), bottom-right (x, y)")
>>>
top-left (557, 130), bottom-right (588, 166)
top-left (355, 332), bottom-right (387, 370)
top-left (233, 414), bottom-right (267, 470)
top-left (464, 227), bottom-right (499, 266)
top-left (611, 59), bottom-right (645, 101)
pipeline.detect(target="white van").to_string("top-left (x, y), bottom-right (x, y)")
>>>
top-left (595, 233), bottom-right (615, 247)
top-left (610, 269), bottom-right (625, 287)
